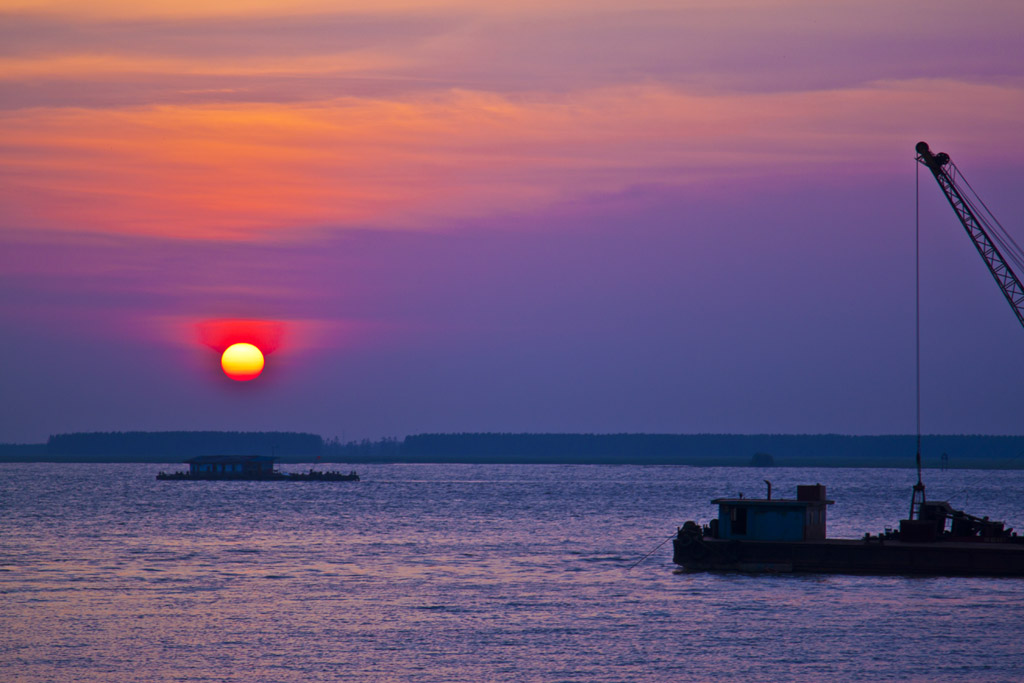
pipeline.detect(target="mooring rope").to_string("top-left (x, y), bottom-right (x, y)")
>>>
top-left (626, 532), bottom-right (677, 570)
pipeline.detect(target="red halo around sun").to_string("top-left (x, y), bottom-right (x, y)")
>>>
top-left (197, 319), bottom-right (283, 381)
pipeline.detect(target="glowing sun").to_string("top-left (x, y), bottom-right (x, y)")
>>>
top-left (221, 342), bottom-right (265, 381)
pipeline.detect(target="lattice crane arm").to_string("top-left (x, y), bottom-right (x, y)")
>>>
top-left (915, 141), bottom-right (1024, 331)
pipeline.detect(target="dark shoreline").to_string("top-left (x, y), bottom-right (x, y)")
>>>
top-left (2, 458), bottom-right (1020, 469)
top-left (3, 432), bottom-right (1024, 468)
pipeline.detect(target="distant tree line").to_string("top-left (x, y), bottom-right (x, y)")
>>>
top-left (313, 432), bottom-right (1024, 466)
top-left (0, 443), bottom-right (47, 459)
top-left (396, 433), bottom-right (1024, 467)
top-left (38, 431), bottom-right (323, 461)
top-left (2, 431), bottom-right (1024, 467)
top-left (323, 436), bottom-right (401, 461)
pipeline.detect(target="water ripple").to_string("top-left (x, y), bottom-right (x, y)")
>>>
top-left (2, 463), bottom-right (1023, 681)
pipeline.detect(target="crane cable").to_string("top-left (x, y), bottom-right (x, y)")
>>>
top-left (950, 163), bottom-right (1024, 272)
top-left (915, 157), bottom-right (922, 489)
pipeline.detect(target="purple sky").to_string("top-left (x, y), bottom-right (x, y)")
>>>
top-left (2, 1), bottom-right (1023, 443)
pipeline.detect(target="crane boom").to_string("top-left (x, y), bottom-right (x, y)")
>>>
top-left (915, 141), bottom-right (1024, 331)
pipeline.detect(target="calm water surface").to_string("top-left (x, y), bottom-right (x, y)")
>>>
top-left (2, 464), bottom-right (1024, 682)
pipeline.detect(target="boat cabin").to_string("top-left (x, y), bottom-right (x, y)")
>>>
top-left (186, 455), bottom-right (276, 477)
top-left (711, 484), bottom-right (834, 541)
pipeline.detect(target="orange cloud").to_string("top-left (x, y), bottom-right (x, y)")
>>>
top-left (2, 79), bottom-right (1021, 241)
top-left (2, 1), bottom-right (1021, 243)
top-left (3, 0), bottom-right (686, 20)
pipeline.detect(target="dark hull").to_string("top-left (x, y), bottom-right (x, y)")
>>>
top-left (673, 536), bottom-right (1024, 576)
top-left (156, 471), bottom-right (359, 481)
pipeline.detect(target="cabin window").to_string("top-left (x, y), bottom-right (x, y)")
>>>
top-left (732, 507), bottom-right (748, 535)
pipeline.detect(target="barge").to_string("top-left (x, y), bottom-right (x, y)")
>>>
top-left (157, 455), bottom-right (359, 481)
top-left (673, 483), bottom-right (1024, 576)
top-left (673, 143), bottom-right (1024, 577)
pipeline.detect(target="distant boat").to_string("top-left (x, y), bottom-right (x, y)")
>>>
top-left (673, 483), bottom-right (1024, 576)
top-left (156, 455), bottom-right (359, 481)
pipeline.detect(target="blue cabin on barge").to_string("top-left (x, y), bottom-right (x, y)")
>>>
top-left (712, 484), bottom-right (834, 541)
top-left (158, 456), bottom-right (359, 481)
top-left (186, 455), bottom-right (276, 477)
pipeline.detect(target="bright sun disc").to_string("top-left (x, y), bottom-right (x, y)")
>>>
top-left (221, 343), bottom-right (265, 381)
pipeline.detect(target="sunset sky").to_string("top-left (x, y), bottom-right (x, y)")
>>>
top-left (2, 0), bottom-right (1023, 444)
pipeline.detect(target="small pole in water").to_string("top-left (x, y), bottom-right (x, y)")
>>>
top-left (764, 480), bottom-right (772, 500)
